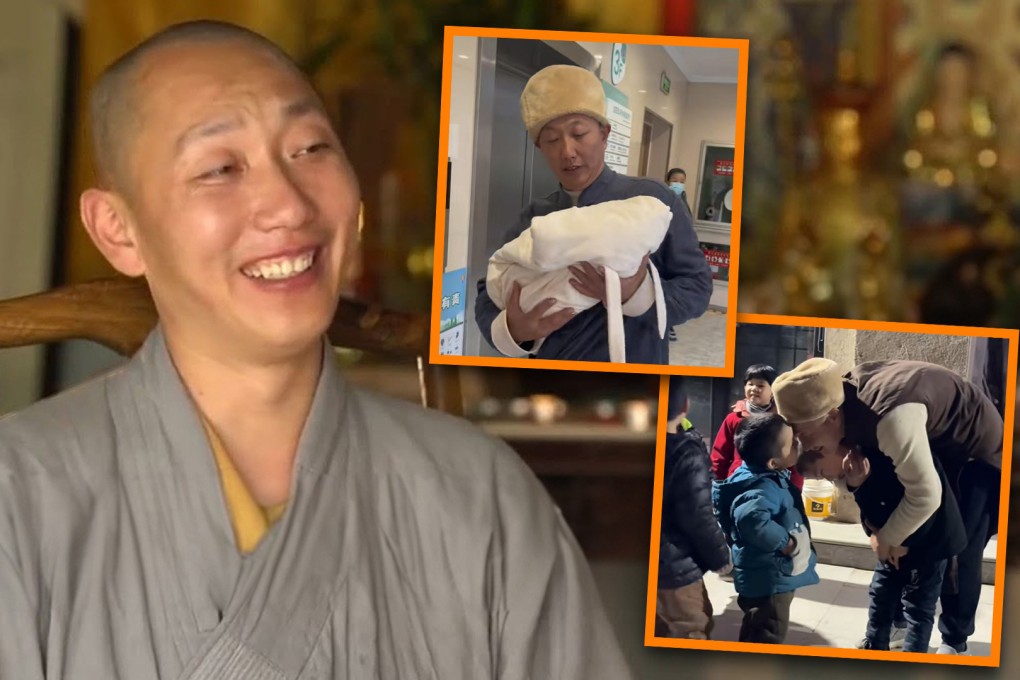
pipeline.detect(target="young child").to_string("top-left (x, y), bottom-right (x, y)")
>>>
top-left (801, 445), bottom-right (967, 652)
top-left (711, 364), bottom-right (804, 491)
top-left (714, 412), bottom-right (819, 644)
top-left (656, 377), bottom-right (732, 639)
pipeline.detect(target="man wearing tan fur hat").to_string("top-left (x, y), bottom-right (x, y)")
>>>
top-left (474, 64), bottom-right (712, 364)
top-left (773, 358), bottom-right (1002, 656)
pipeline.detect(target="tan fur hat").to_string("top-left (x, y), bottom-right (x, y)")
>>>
top-left (772, 358), bottom-right (846, 424)
top-left (520, 65), bottom-right (609, 142)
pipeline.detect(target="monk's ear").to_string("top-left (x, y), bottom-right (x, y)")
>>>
top-left (79, 189), bottom-right (146, 277)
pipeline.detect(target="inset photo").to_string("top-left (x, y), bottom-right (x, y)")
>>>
top-left (430, 26), bottom-right (748, 376)
top-left (647, 316), bottom-right (1016, 666)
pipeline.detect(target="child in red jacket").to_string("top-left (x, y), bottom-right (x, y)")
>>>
top-left (711, 364), bottom-right (804, 491)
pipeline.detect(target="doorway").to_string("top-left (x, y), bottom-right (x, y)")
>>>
top-left (637, 108), bottom-right (673, 180)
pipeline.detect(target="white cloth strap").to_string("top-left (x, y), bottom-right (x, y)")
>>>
top-left (604, 268), bottom-right (624, 363)
top-left (604, 262), bottom-right (666, 362)
top-left (649, 261), bottom-right (666, 339)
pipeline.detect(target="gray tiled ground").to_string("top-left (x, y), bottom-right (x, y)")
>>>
top-left (703, 563), bottom-right (995, 653)
top-left (669, 308), bottom-right (728, 367)
top-left (589, 561), bottom-right (1002, 680)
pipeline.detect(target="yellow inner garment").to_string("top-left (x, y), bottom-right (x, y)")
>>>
top-left (201, 420), bottom-right (288, 554)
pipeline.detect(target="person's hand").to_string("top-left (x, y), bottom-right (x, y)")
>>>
top-left (866, 524), bottom-right (907, 568)
top-left (842, 449), bottom-right (871, 488)
top-left (888, 545), bottom-right (909, 570)
top-left (506, 282), bottom-right (575, 345)
top-left (568, 254), bottom-right (650, 305)
top-left (782, 536), bottom-right (796, 556)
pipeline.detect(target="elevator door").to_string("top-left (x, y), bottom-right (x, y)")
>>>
top-left (483, 64), bottom-right (561, 262)
top-left (466, 38), bottom-right (585, 356)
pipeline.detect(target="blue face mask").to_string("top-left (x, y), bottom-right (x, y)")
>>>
top-left (669, 182), bottom-right (685, 195)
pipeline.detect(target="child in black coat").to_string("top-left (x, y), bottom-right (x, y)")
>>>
top-left (656, 377), bottom-right (732, 639)
top-left (803, 445), bottom-right (967, 652)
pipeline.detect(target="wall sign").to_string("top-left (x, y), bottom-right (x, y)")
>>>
top-left (660, 71), bottom-right (671, 95)
top-left (438, 268), bottom-right (467, 355)
top-left (699, 242), bottom-right (731, 282)
top-left (604, 97), bottom-right (633, 175)
top-left (610, 43), bottom-right (627, 85)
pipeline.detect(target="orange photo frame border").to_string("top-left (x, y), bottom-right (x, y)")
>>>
top-left (428, 25), bottom-right (749, 377)
top-left (646, 313), bottom-right (1018, 667)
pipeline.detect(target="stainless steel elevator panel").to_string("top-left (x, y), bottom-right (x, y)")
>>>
top-left (464, 38), bottom-right (591, 356)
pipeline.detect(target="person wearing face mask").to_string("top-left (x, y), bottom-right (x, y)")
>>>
top-left (666, 168), bottom-right (691, 215)
top-left (474, 65), bottom-right (712, 365)
top-left (0, 22), bottom-right (634, 680)
top-left (710, 364), bottom-right (805, 491)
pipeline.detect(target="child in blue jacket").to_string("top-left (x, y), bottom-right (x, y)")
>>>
top-left (714, 412), bottom-right (819, 643)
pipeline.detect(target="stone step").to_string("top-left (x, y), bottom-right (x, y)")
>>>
top-left (810, 516), bottom-right (998, 585)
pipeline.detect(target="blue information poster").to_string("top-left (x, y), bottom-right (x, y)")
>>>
top-left (439, 268), bottom-right (467, 356)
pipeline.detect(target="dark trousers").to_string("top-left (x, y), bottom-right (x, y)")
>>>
top-left (866, 558), bottom-right (947, 652)
top-left (891, 599), bottom-right (907, 628)
top-left (939, 460), bottom-right (1000, 647)
top-left (737, 591), bottom-right (795, 644)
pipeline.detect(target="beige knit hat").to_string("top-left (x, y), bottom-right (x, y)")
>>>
top-left (772, 358), bottom-right (846, 424)
top-left (520, 65), bottom-right (609, 142)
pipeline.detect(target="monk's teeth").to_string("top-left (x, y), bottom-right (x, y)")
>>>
top-left (242, 251), bottom-right (315, 280)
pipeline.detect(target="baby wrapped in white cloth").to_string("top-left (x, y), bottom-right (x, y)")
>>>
top-left (486, 195), bottom-right (671, 363)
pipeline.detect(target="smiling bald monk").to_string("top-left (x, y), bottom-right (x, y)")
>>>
top-left (0, 21), bottom-right (632, 679)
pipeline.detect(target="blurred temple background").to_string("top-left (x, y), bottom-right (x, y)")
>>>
top-left (2, 1), bottom-right (1020, 677)
top-left (697, 0), bottom-right (1020, 327)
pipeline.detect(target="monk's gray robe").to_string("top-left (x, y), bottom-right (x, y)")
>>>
top-left (0, 329), bottom-right (633, 679)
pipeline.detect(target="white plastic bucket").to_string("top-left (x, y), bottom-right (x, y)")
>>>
top-left (802, 479), bottom-right (834, 519)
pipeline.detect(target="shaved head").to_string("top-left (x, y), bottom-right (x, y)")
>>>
top-left (88, 20), bottom-right (306, 192)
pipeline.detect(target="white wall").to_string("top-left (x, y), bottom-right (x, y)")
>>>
top-left (0, 1), bottom-right (73, 413)
top-left (677, 82), bottom-right (739, 309)
top-left (445, 35), bottom-right (479, 273)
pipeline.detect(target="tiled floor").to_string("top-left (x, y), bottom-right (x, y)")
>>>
top-left (590, 561), bottom-right (1007, 680)
top-left (670, 308), bottom-right (728, 367)
top-left (702, 563), bottom-right (996, 653)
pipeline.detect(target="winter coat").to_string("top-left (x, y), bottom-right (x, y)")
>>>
top-left (658, 428), bottom-right (731, 589)
top-left (853, 447), bottom-right (967, 566)
top-left (714, 463), bottom-right (820, 598)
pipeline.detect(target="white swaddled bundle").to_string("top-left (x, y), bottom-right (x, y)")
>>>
top-left (487, 195), bottom-right (671, 363)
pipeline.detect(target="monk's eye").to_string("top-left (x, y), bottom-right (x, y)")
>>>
top-left (294, 142), bottom-right (332, 158)
top-left (197, 164), bottom-right (240, 181)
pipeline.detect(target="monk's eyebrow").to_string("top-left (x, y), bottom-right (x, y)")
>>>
top-left (174, 117), bottom-right (243, 156)
top-left (281, 96), bottom-right (326, 120)
top-left (172, 98), bottom-right (327, 157)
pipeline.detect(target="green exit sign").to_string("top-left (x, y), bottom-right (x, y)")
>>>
top-left (660, 71), bottom-right (671, 95)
